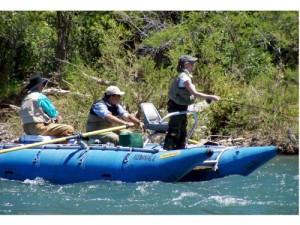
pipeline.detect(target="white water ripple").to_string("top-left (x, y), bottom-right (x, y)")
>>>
top-left (172, 192), bottom-right (198, 202)
top-left (209, 195), bottom-right (250, 206)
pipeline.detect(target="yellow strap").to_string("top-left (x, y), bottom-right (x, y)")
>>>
top-left (188, 139), bottom-right (204, 145)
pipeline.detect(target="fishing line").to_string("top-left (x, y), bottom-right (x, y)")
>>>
top-left (211, 98), bottom-right (295, 119)
top-left (219, 99), bottom-right (275, 113)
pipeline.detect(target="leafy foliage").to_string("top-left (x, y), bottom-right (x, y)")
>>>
top-left (0, 11), bottom-right (298, 147)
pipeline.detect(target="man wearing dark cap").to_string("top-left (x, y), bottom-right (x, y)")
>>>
top-left (20, 73), bottom-right (74, 139)
top-left (86, 85), bottom-right (144, 145)
top-left (163, 55), bottom-right (220, 150)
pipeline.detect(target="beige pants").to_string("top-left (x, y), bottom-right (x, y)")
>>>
top-left (90, 132), bottom-right (119, 145)
top-left (23, 122), bottom-right (74, 138)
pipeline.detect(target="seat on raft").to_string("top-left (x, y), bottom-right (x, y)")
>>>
top-left (140, 102), bottom-right (198, 148)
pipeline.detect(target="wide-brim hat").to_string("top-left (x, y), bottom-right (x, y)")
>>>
top-left (105, 86), bottom-right (125, 96)
top-left (25, 73), bottom-right (47, 90)
top-left (179, 55), bottom-right (198, 64)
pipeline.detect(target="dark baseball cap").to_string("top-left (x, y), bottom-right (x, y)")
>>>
top-left (179, 55), bottom-right (198, 64)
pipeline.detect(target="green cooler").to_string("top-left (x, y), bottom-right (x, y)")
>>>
top-left (119, 132), bottom-right (143, 148)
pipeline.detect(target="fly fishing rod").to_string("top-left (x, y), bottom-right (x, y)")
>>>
top-left (218, 99), bottom-right (275, 113)
top-left (203, 98), bottom-right (294, 120)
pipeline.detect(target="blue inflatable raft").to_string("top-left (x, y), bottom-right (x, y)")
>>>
top-left (0, 103), bottom-right (282, 184)
top-left (0, 141), bottom-right (280, 184)
top-left (0, 143), bottom-right (213, 184)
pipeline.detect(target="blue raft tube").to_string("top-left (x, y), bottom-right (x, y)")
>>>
top-left (178, 145), bottom-right (282, 182)
top-left (0, 134), bottom-right (213, 184)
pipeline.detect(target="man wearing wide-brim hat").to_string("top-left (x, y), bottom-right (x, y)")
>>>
top-left (20, 73), bottom-right (74, 139)
top-left (86, 85), bottom-right (144, 145)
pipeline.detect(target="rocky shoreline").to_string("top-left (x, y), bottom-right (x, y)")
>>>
top-left (0, 121), bottom-right (298, 155)
top-left (0, 89), bottom-right (298, 155)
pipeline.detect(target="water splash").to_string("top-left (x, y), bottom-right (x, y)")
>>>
top-left (23, 177), bottom-right (47, 185)
top-left (209, 195), bottom-right (250, 206)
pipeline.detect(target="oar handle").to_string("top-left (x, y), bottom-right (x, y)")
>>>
top-left (81, 125), bottom-right (127, 138)
top-left (0, 125), bottom-right (127, 154)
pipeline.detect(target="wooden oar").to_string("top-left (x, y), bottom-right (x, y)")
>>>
top-left (0, 125), bottom-right (127, 154)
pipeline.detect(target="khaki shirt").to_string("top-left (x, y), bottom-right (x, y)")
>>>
top-left (20, 92), bottom-right (53, 124)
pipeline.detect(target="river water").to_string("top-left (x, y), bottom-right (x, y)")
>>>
top-left (0, 155), bottom-right (299, 224)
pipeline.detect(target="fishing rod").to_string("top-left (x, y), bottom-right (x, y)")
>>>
top-left (218, 99), bottom-right (275, 113)
top-left (205, 98), bottom-right (294, 119)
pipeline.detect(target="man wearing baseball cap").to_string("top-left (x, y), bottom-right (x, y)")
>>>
top-left (163, 55), bottom-right (220, 150)
top-left (20, 73), bottom-right (74, 139)
top-left (86, 85), bottom-right (144, 145)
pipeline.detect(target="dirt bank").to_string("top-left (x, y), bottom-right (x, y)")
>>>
top-left (0, 118), bottom-right (298, 155)
top-left (0, 92), bottom-right (298, 154)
